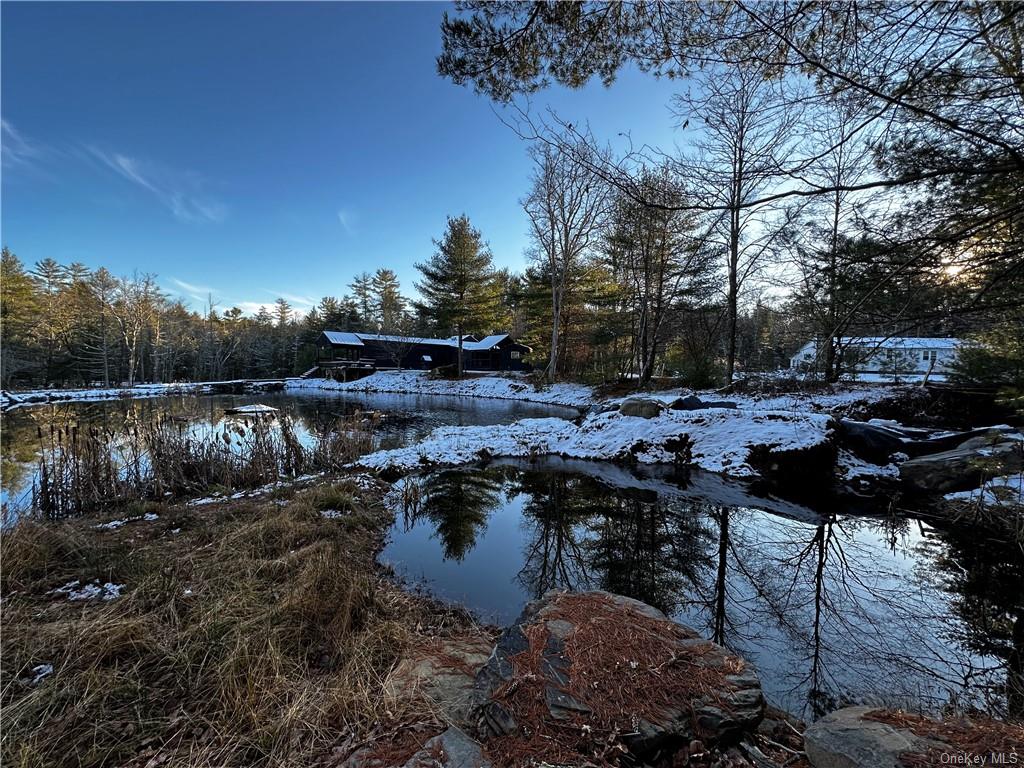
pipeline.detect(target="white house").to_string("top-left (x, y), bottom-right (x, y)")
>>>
top-left (789, 337), bottom-right (964, 381)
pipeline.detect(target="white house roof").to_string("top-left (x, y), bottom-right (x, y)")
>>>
top-left (842, 336), bottom-right (962, 350)
top-left (322, 331), bottom-right (364, 346)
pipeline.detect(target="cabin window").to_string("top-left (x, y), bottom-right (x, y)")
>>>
top-left (921, 350), bottom-right (937, 362)
top-left (510, 351), bottom-right (521, 360)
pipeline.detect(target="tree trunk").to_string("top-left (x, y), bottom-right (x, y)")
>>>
top-left (548, 288), bottom-right (561, 383)
top-left (726, 205), bottom-right (740, 385)
top-left (457, 323), bottom-right (464, 378)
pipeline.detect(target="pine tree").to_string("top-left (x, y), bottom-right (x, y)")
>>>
top-left (415, 215), bottom-right (498, 377)
top-left (349, 272), bottom-right (374, 330)
top-left (0, 248), bottom-right (42, 386)
top-left (371, 268), bottom-right (405, 331)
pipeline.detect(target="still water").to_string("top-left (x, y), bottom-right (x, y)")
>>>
top-left (382, 459), bottom-right (1023, 721)
top-left (0, 391), bottom-right (579, 510)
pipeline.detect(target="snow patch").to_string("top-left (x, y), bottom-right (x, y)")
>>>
top-left (286, 371), bottom-right (594, 409)
top-left (95, 512), bottom-right (158, 530)
top-left (944, 473), bottom-right (1024, 508)
top-left (29, 664), bottom-right (54, 684)
top-left (50, 580), bottom-right (124, 601)
top-left (837, 449), bottom-right (901, 484)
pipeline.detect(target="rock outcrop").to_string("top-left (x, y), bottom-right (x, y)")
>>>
top-left (668, 395), bottom-right (739, 411)
top-left (900, 434), bottom-right (1022, 493)
top-left (804, 706), bottom-right (1024, 768)
top-left (804, 707), bottom-right (940, 768)
top-left (618, 396), bottom-right (667, 419)
top-left (469, 590), bottom-right (765, 764)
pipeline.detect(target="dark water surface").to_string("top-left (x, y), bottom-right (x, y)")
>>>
top-left (382, 459), bottom-right (1023, 721)
top-left (0, 390), bottom-right (579, 510)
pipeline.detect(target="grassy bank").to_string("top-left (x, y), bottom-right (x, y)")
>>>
top-left (1, 475), bottom-right (474, 768)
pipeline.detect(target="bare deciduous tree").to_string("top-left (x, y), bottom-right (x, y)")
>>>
top-left (523, 141), bottom-right (609, 382)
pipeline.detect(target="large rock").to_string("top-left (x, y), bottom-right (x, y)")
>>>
top-left (668, 395), bottom-right (738, 411)
top-left (900, 437), bottom-right (1023, 494)
top-left (470, 590), bottom-right (764, 763)
top-left (400, 727), bottom-right (492, 768)
top-left (618, 396), bottom-right (667, 419)
top-left (804, 707), bottom-right (947, 768)
top-left (836, 420), bottom-right (908, 464)
top-left (385, 633), bottom-right (493, 727)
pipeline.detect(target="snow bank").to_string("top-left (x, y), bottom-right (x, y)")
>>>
top-left (625, 385), bottom-right (900, 415)
top-left (358, 407), bottom-right (835, 479)
top-left (944, 473), bottom-right (1024, 508)
top-left (286, 371), bottom-right (595, 409)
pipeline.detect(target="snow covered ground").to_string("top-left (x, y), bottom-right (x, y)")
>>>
top-left (627, 384), bottom-right (901, 414)
top-left (0, 380), bottom-right (279, 409)
top-left (358, 407), bottom-right (835, 479)
top-left (944, 473), bottom-right (1024, 508)
top-left (286, 371), bottom-right (596, 409)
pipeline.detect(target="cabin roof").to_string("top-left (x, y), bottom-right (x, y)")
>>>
top-left (322, 330), bottom-right (518, 351)
top-left (322, 331), bottom-right (364, 346)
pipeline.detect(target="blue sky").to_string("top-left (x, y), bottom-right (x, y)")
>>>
top-left (2, 2), bottom-right (682, 315)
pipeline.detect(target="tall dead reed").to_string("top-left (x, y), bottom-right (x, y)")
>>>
top-left (31, 414), bottom-right (377, 519)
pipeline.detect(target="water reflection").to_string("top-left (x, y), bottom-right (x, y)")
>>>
top-left (384, 463), bottom-right (1021, 720)
top-left (0, 391), bottom-right (577, 510)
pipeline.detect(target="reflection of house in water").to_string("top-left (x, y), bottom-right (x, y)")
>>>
top-left (789, 336), bottom-right (963, 381)
top-left (314, 331), bottom-right (532, 377)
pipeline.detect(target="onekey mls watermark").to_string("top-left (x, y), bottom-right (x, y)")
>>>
top-left (939, 753), bottom-right (1020, 765)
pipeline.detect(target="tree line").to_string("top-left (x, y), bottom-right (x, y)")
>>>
top-left (3, 2), bottom-right (1020, 390)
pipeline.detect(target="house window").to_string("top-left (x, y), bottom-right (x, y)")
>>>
top-left (510, 351), bottom-right (521, 360)
top-left (922, 350), bottom-right (937, 362)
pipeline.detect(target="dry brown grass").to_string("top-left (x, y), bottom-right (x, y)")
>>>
top-left (0, 478), bottom-right (463, 768)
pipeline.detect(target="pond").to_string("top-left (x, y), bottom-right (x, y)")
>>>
top-left (382, 458), bottom-right (1024, 722)
top-left (0, 390), bottom-right (580, 511)
top-left (4, 390), bottom-right (1021, 723)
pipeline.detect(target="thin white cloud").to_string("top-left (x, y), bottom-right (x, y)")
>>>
top-left (1, 120), bottom-right (41, 168)
top-left (232, 300), bottom-right (309, 319)
top-left (336, 208), bottom-right (355, 234)
top-left (171, 277), bottom-right (218, 295)
top-left (87, 146), bottom-right (227, 224)
top-left (262, 289), bottom-right (316, 308)
top-left (166, 276), bottom-right (221, 305)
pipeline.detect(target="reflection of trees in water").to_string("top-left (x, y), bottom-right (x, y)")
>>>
top-left (920, 524), bottom-right (1024, 718)
top-left (500, 468), bottom-right (1005, 718)
top-left (515, 471), bottom-right (596, 596)
top-left (587, 496), bottom-right (713, 618)
top-left (512, 473), bottom-right (715, 614)
top-left (405, 469), bottom-right (505, 562)
top-left (700, 513), bottom-right (996, 718)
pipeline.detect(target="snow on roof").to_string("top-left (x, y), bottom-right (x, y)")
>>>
top-left (322, 331), bottom-right (364, 346)
top-left (465, 334), bottom-right (510, 350)
top-left (842, 337), bottom-right (963, 350)
top-left (322, 330), bottom-right (515, 350)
